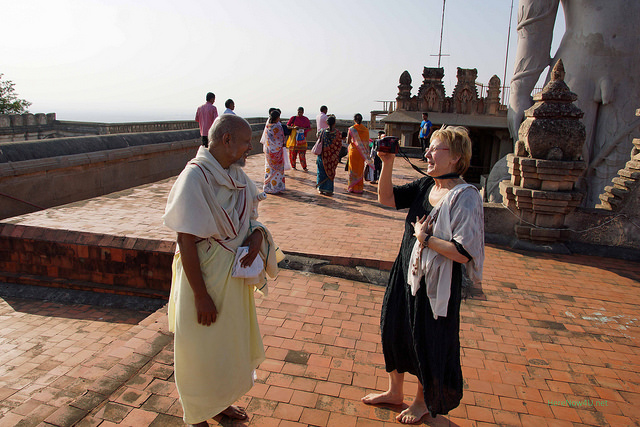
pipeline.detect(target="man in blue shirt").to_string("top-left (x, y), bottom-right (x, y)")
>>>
top-left (419, 112), bottom-right (432, 161)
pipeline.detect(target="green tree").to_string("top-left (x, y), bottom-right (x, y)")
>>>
top-left (0, 73), bottom-right (31, 114)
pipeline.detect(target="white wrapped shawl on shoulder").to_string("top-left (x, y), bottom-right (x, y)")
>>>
top-left (163, 146), bottom-right (282, 290)
top-left (407, 184), bottom-right (484, 319)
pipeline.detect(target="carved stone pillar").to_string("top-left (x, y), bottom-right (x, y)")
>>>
top-left (452, 68), bottom-right (479, 114)
top-left (499, 60), bottom-right (587, 243)
top-left (396, 71), bottom-right (412, 111)
top-left (417, 67), bottom-right (446, 112)
top-left (486, 75), bottom-right (501, 115)
top-left (399, 125), bottom-right (416, 147)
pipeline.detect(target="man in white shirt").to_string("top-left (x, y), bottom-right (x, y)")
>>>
top-left (223, 99), bottom-right (236, 115)
top-left (316, 105), bottom-right (328, 137)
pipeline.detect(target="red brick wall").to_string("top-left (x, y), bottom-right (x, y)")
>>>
top-left (0, 224), bottom-right (175, 298)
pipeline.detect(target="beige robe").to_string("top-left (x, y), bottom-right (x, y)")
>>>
top-left (163, 147), bottom-right (280, 423)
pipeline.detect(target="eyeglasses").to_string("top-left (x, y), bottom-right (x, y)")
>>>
top-left (425, 146), bottom-right (450, 154)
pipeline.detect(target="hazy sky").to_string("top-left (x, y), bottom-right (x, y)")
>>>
top-left (3, 0), bottom-right (564, 123)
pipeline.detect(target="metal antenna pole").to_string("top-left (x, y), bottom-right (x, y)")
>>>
top-left (437, 0), bottom-right (446, 68)
top-left (502, 0), bottom-right (515, 105)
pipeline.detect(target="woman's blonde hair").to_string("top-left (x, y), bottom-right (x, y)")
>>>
top-left (430, 125), bottom-right (472, 175)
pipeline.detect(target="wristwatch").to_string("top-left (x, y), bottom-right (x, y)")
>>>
top-left (420, 234), bottom-right (431, 248)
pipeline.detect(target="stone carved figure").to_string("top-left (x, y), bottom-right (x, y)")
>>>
top-left (459, 89), bottom-right (474, 114)
top-left (452, 68), bottom-right (478, 115)
top-left (508, 0), bottom-right (640, 207)
top-left (425, 88), bottom-right (438, 111)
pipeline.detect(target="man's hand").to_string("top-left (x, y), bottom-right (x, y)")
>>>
top-left (194, 291), bottom-right (218, 326)
top-left (240, 229), bottom-right (263, 268)
top-left (176, 232), bottom-right (219, 326)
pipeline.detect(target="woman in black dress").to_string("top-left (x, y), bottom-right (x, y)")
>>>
top-left (362, 126), bottom-right (484, 424)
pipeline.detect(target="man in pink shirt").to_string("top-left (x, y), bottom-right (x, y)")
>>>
top-left (195, 92), bottom-right (219, 147)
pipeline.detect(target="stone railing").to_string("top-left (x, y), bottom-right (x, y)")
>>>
top-left (0, 112), bottom-right (57, 127)
top-left (0, 115), bottom-right (371, 219)
top-left (95, 121), bottom-right (198, 134)
top-left (0, 113), bottom-right (199, 142)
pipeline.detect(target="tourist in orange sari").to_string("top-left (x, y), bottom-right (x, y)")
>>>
top-left (347, 113), bottom-right (373, 193)
top-left (316, 115), bottom-right (342, 196)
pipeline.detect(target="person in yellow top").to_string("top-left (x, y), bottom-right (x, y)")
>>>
top-left (347, 113), bottom-right (373, 193)
top-left (286, 106), bottom-right (312, 171)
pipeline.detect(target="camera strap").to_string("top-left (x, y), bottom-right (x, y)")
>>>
top-left (397, 146), bottom-right (429, 177)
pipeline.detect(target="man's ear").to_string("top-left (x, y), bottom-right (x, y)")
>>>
top-left (222, 133), bottom-right (232, 145)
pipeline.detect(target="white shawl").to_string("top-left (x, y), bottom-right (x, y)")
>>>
top-left (163, 146), bottom-right (257, 244)
top-left (163, 146), bottom-right (282, 291)
top-left (407, 184), bottom-right (484, 319)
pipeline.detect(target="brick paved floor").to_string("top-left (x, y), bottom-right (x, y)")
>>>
top-left (1, 151), bottom-right (639, 426)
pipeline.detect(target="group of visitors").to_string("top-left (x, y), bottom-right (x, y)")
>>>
top-left (196, 95), bottom-right (386, 198)
top-left (166, 95), bottom-right (485, 426)
top-left (259, 106), bottom-right (380, 197)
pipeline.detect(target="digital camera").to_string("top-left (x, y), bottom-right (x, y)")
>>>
top-left (377, 136), bottom-right (400, 154)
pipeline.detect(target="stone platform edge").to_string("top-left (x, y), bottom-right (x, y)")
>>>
top-left (0, 223), bottom-right (175, 298)
top-left (0, 223), bottom-right (397, 299)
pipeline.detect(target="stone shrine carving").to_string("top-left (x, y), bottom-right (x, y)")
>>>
top-left (516, 60), bottom-right (585, 161)
top-left (500, 60), bottom-right (586, 244)
top-left (395, 67), bottom-right (505, 117)
top-left (596, 107), bottom-right (640, 212)
top-left (452, 68), bottom-right (479, 114)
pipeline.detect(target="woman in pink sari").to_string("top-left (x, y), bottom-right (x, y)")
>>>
top-left (262, 109), bottom-right (286, 194)
top-left (347, 113), bottom-right (373, 193)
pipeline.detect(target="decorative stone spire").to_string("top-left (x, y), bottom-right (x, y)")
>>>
top-left (499, 59), bottom-right (587, 244)
top-left (518, 59), bottom-right (586, 160)
top-left (452, 68), bottom-right (479, 114)
top-left (398, 71), bottom-right (412, 97)
top-left (486, 75), bottom-right (501, 115)
top-left (396, 71), bottom-right (413, 110)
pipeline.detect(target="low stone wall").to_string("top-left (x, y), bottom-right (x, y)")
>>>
top-left (0, 125), bottom-right (269, 220)
top-left (0, 224), bottom-right (174, 298)
top-left (484, 203), bottom-right (640, 260)
top-left (0, 203), bottom-right (636, 301)
top-left (0, 130), bottom-right (202, 219)
top-left (0, 113), bottom-right (200, 142)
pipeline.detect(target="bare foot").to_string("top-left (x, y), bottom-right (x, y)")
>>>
top-left (361, 390), bottom-right (404, 406)
top-left (221, 405), bottom-right (248, 420)
top-left (396, 400), bottom-right (429, 424)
